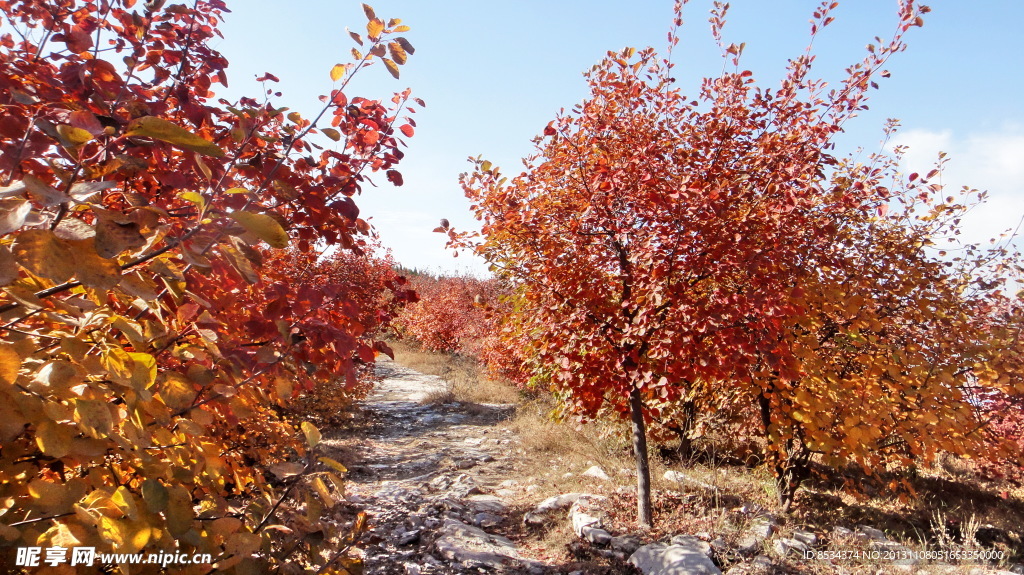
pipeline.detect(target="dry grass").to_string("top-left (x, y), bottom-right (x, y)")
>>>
top-left (389, 339), bottom-right (521, 405)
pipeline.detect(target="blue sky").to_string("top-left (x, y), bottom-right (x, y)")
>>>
top-left (214, 1), bottom-right (1024, 275)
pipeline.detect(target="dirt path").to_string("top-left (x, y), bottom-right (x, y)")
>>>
top-left (321, 358), bottom-right (550, 574)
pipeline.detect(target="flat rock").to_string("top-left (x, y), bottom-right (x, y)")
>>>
top-left (466, 494), bottom-right (507, 514)
top-left (582, 526), bottom-right (613, 546)
top-left (792, 529), bottom-right (818, 546)
top-left (832, 526), bottom-right (854, 539)
top-left (748, 517), bottom-right (778, 539)
top-left (610, 534), bottom-right (643, 554)
top-left (569, 495), bottom-right (609, 536)
top-left (523, 493), bottom-right (588, 525)
top-left (772, 537), bottom-right (809, 557)
top-left (629, 542), bottom-right (723, 575)
top-left (395, 529), bottom-right (421, 546)
top-left (582, 465), bottom-right (611, 480)
top-left (434, 518), bottom-right (522, 569)
top-left (670, 535), bottom-right (713, 557)
top-left (736, 535), bottom-right (761, 556)
top-left (571, 508), bottom-right (603, 537)
top-left (857, 525), bottom-right (887, 541)
top-left (473, 512), bottom-right (504, 529)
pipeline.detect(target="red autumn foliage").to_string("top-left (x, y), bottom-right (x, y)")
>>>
top-left (0, 0), bottom-right (419, 569)
top-left (396, 274), bottom-right (494, 354)
top-left (454, 0), bottom-right (1023, 523)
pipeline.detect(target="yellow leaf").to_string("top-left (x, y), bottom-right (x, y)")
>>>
top-left (118, 270), bottom-right (160, 301)
top-left (12, 229), bottom-right (74, 282)
top-left (209, 517), bottom-right (243, 538)
top-left (275, 377), bottom-right (293, 403)
top-left (39, 522), bottom-right (80, 548)
top-left (220, 531), bottom-right (260, 570)
top-left (28, 478), bottom-right (66, 503)
top-left (222, 241), bottom-right (260, 284)
top-left (125, 116), bottom-right (225, 157)
top-left (312, 477), bottom-right (335, 509)
top-left (388, 41), bottom-right (407, 65)
top-left (196, 155), bottom-right (213, 180)
top-left (0, 343), bottom-right (21, 384)
top-left (330, 64), bottom-right (347, 82)
top-left (165, 485), bottom-right (193, 537)
top-left (28, 478), bottom-right (72, 515)
top-left (112, 486), bottom-right (139, 520)
top-left (301, 421), bottom-right (321, 448)
top-left (318, 456), bottom-right (348, 474)
top-left (224, 187), bottom-right (249, 194)
top-left (75, 399), bottom-right (114, 438)
top-left (382, 57), bottom-right (400, 79)
top-left (56, 124), bottom-right (93, 146)
top-left (31, 360), bottom-right (82, 395)
top-left (36, 420), bottom-right (73, 458)
top-left (123, 518), bottom-right (151, 554)
top-left (98, 516), bottom-right (127, 549)
top-left (322, 128), bottom-right (341, 142)
top-left (66, 239), bottom-right (122, 289)
top-left (178, 191), bottom-right (206, 210)
top-left (128, 352), bottom-right (156, 390)
top-left (229, 210), bottom-right (289, 248)
top-left (367, 18), bottom-right (384, 39)
top-left (0, 396), bottom-right (27, 442)
top-left (159, 372), bottom-right (195, 410)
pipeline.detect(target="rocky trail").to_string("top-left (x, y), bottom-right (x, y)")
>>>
top-left (320, 358), bottom-right (553, 574)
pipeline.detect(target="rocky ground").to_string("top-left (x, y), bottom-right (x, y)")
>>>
top-left (321, 358), bottom-right (555, 574)
top-left (320, 359), bottom-right (1024, 575)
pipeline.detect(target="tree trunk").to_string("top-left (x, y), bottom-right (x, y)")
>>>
top-left (629, 387), bottom-right (653, 528)
top-left (776, 466), bottom-right (797, 514)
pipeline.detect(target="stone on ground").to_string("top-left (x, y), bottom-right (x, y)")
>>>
top-left (433, 517), bottom-right (522, 569)
top-left (629, 540), bottom-right (723, 575)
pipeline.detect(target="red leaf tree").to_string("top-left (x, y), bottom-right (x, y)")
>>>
top-left (456, 0), bottom-right (1020, 522)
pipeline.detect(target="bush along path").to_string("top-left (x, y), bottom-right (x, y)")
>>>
top-left (319, 358), bottom-right (548, 574)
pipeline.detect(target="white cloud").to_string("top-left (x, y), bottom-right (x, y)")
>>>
top-left (891, 126), bottom-right (1024, 247)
